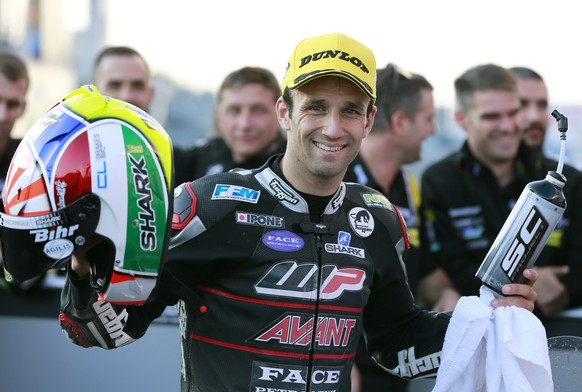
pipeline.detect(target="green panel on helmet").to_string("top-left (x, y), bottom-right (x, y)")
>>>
top-left (123, 125), bottom-right (168, 273)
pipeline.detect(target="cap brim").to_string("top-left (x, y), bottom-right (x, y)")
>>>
top-left (290, 69), bottom-right (375, 100)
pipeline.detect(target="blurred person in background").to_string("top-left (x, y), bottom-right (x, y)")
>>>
top-left (420, 63), bottom-right (582, 318)
top-left (173, 66), bottom-right (286, 185)
top-left (509, 66), bottom-right (581, 169)
top-left (0, 50), bottom-right (28, 191)
top-left (0, 50), bottom-right (36, 293)
top-left (92, 46), bottom-right (154, 112)
top-left (92, 46), bottom-right (185, 324)
top-left (509, 66), bottom-right (548, 153)
top-left (509, 65), bottom-right (582, 316)
top-left (344, 63), bottom-right (458, 392)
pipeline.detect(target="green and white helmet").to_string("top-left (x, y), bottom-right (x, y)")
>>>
top-left (0, 85), bottom-right (173, 305)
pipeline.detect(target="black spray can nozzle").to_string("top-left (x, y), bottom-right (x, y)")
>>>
top-left (551, 109), bottom-right (568, 132)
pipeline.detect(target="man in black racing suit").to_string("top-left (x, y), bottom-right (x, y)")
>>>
top-left (61, 155), bottom-right (450, 391)
top-left (59, 34), bottom-right (538, 392)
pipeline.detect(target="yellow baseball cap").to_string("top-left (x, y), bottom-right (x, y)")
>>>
top-left (283, 32), bottom-right (376, 101)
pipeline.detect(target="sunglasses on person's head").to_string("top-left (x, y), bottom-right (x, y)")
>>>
top-left (377, 63), bottom-right (413, 93)
top-left (375, 63), bottom-right (415, 122)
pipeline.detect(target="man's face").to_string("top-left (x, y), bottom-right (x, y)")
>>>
top-left (400, 88), bottom-right (436, 164)
top-left (277, 76), bottom-right (375, 192)
top-left (516, 78), bottom-right (548, 150)
top-left (94, 54), bottom-right (153, 111)
top-left (0, 72), bottom-right (27, 143)
top-left (457, 89), bottom-right (521, 166)
top-left (215, 83), bottom-right (281, 164)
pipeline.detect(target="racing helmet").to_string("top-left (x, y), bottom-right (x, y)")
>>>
top-left (0, 85), bottom-right (173, 305)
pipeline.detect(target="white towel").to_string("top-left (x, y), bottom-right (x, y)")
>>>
top-left (432, 286), bottom-right (553, 392)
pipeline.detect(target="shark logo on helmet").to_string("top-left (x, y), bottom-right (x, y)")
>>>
top-left (129, 154), bottom-right (157, 251)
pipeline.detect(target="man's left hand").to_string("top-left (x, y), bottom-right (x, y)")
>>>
top-left (491, 268), bottom-right (538, 312)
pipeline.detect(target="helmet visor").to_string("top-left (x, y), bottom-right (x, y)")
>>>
top-left (0, 193), bottom-right (100, 281)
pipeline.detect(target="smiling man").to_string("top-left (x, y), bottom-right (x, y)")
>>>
top-left (173, 66), bottom-right (286, 185)
top-left (92, 46), bottom-right (154, 112)
top-left (509, 66), bottom-right (549, 152)
top-left (420, 63), bottom-right (582, 318)
top-left (54, 37), bottom-right (538, 392)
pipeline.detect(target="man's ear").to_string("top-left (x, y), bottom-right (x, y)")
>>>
top-left (363, 105), bottom-right (377, 138)
top-left (146, 86), bottom-right (154, 109)
top-left (454, 109), bottom-right (469, 133)
top-left (17, 99), bottom-right (27, 119)
top-left (276, 97), bottom-right (291, 131)
top-left (390, 110), bottom-right (409, 136)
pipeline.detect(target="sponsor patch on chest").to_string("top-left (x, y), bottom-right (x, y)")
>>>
top-left (211, 184), bottom-right (260, 203)
top-left (348, 207), bottom-right (374, 237)
top-left (324, 231), bottom-right (365, 259)
top-left (236, 211), bottom-right (284, 228)
top-left (262, 230), bottom-right (304, 252)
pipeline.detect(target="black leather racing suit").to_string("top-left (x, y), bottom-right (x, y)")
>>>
top-left (345, 153), bottom-right (436, 294)
top-left (60, 155), bottom-right (450, 392)
top-left (344, 154), bottom-right (434, 392)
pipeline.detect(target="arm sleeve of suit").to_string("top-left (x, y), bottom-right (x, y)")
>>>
top-left (363, 200), bottom-right (452, 379)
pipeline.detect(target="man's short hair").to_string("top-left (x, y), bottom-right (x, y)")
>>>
top-left (0, 50), bottom-right (29, 90)
top-left (509, 66), bottom-right (544, 82)
top-left (455, 63), bottom-right (517, 112)
top-left (372, 63), bottom-right (432, 133)
top-left (93, 46), bottom-right (150, 77)
top-left (218, 66), bottom-right (281, 103)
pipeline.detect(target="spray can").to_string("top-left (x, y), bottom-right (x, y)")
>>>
top-left (475, 110), bottom-right (569, 294)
